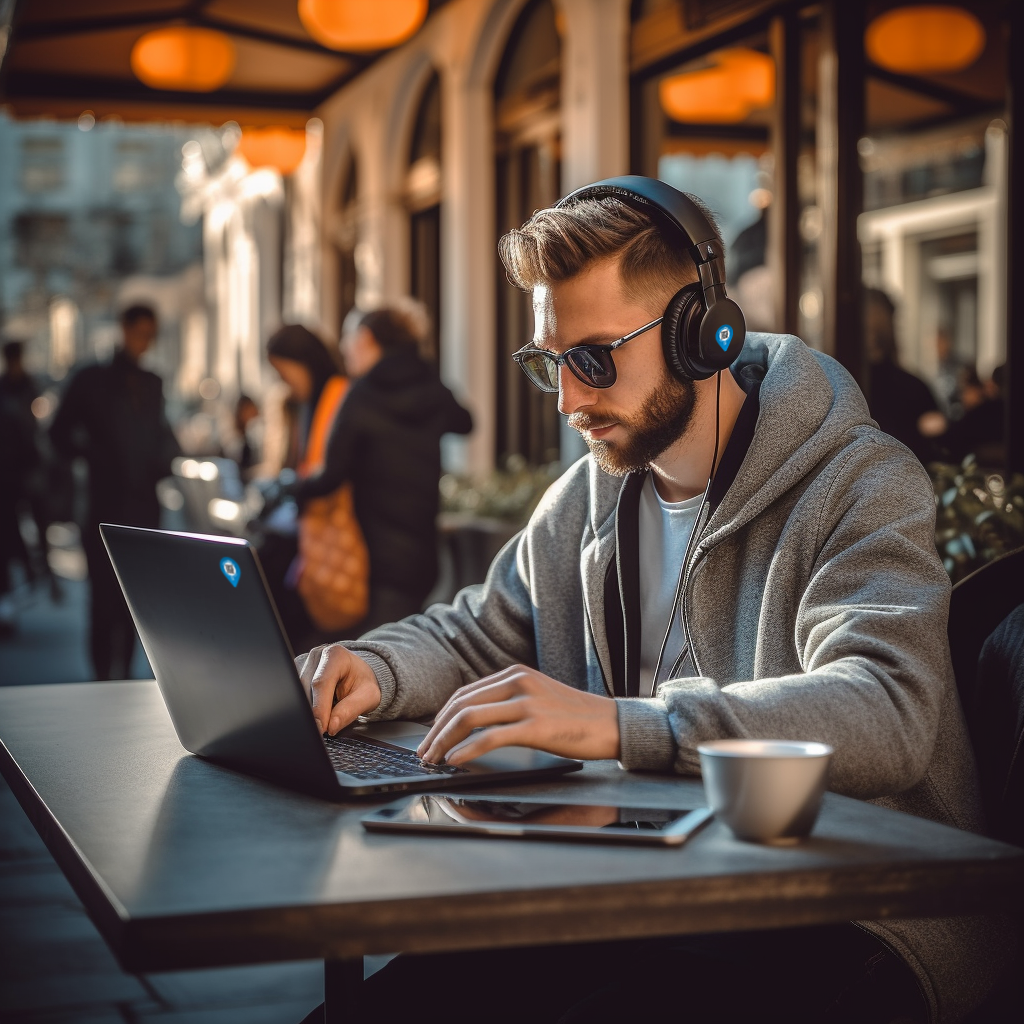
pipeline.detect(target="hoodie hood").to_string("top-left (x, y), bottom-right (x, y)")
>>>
top-left (707, 332), bottom-right (875, 544)
top-left (356, 349), bottom-right (461, 425)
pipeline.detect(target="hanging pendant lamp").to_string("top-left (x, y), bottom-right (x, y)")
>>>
top-left (298, 0), bottom-right (428, 52)
top-left (866, 5), bottom-right (985, 75)
top-left (237, 127), bottom-right (308, 176)
top-left (131, 26), bottom-right (236, 92)
top-left (660, 49), bottom-right (774, 124)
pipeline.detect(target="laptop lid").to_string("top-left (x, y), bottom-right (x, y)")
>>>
top-left (102, 525), bottom-right (582, 799)
top-left (101, 524), bottom-right (342, 800)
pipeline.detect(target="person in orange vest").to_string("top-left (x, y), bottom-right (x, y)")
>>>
top-left (260, 324), bottom-right (356, 646)
top-left (283, 307), bottom-right (472, 645)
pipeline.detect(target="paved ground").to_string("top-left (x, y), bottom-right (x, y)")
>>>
top-left (0, 551), bottom-right (325, 1023)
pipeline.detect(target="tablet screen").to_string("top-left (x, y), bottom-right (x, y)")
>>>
top-left (383, 796), bottom-right (697, 830)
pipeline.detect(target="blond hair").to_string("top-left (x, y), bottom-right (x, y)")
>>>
top-left (498, 196), bottom-right (722, 314)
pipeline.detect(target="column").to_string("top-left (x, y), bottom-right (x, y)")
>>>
top-left (439, 60), bottom-right (497, 477)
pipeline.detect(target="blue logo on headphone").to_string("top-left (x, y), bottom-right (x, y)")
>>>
top-left (716, 324), bottom-right (733, 351)
top-left (220, 557), bottom-right (240, 588)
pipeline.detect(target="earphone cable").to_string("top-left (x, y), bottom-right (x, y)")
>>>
top-left (676, 369), bottom-right (722, 681)
top-left (651, 371), bottom-right (722, 695)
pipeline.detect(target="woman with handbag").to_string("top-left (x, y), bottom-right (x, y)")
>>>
top-left (259, 324), bottom-right (369, 648)
top-left (285, 304), bottom-right (472, 640)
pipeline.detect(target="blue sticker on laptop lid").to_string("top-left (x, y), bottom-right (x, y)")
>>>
top-left (220, 557), bottom-right (240, 587)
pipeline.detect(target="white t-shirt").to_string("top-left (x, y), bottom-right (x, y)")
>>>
top-left (638, 472), bottom-right (702, 698)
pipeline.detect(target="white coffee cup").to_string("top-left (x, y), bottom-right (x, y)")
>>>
top-left (697, 739), bottom-right (833, 844)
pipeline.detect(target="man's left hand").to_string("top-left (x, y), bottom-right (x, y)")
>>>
top-left (416, 665), bottom-right (620, 766)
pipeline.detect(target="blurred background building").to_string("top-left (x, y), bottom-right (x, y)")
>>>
top-left (0, 4), bottom-right (1021, 1014)
top-left (1, 0), bottom-right (1019, 476)
top-left (0, 0), bottom-right (1021, 643)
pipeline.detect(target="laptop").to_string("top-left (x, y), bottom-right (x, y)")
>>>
top-left (101, 524), bottom-right (582, 799)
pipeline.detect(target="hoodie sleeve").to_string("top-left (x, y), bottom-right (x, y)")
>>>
top-left (342, 528), bottom-right (538, 720)
top-left (339, 461), bottom-right (593, 720)
top-left (617, 438), bottom-right (952, 801)
top-left (287, 400), bottom-right (357, 505)
top-left (442, 389), bottom-right (473, 436)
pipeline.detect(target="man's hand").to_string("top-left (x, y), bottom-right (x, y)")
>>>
top-left (416, 665), bottom-right (620, 766)
top-left (296, 644), bottom-right (382, 735)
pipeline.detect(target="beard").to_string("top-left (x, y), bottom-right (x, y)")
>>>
top-left (568, 369), bottom-right (697, 476)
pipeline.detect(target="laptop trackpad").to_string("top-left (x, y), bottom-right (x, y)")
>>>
top-left (355, 720), bottom-right (430, 751)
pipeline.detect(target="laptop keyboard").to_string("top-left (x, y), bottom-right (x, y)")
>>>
top-left (324, 734), bottom-right (468, 780)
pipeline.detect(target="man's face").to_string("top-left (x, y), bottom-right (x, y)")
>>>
top-left (122, 315), bottom-right (158, 361)
top-left (532, 259), bottom-right (696, 476)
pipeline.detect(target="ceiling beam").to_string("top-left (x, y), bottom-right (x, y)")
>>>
top-left (2, 70), bottom-right (326, 112)
top-left (194, 14), bottom-right (370, 61)
top-left (866, 62), bottom-right (995, 117)
top-left (12, 4), bottom-right (373, 61)
top-left (13, 8), bottom-right (188, 40)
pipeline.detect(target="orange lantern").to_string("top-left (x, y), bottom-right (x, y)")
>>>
top-left (298, 0), bottom-right (428, 51)
top-left (660, 49), bottom-right (774, 124)
top-left (866, 6), bottom-right (985, 75)
top-left (131, 27), bottom-right (236, 92)
top-left (237, 127), bottom-right (307, 176)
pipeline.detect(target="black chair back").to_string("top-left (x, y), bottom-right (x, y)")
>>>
top-left (948, 545), bottom-right (1024, 846)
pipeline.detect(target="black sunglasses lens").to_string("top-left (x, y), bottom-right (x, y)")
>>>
top-left (567, 347), bottom-right (616, 387)
top-left (517, 351), bottom-right (559, 392)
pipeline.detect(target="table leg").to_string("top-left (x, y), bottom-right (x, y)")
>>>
top-left (323, 957), bottom-right (364, 1023)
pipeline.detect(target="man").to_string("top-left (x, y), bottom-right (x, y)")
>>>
top-left (865, 288), bottom-right (945, 464)
top-left (51, 304), bottom-right (180, 679)
top-left (0, 341), bottom-right (40, 634)
top-left (283, 303), bottom-right (472, 633)
top-left (298, 181), bottom-right (1006, 1022)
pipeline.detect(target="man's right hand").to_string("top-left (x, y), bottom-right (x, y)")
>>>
top-left (295, 644), bottom-right (382, 735)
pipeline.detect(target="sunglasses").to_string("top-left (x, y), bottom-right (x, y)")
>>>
top-left (512, 316), bottom-right (664, 393)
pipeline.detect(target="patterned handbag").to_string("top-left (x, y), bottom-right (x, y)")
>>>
top-left (294, 376), bottom-right (370, 631)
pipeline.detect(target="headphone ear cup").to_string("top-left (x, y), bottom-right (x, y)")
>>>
top-left (662, 284), bottom-right (704, 382)
top-left (694, 298), bottom-right (746, 377)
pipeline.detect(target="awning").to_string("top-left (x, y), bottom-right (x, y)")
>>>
top-left (0, 1), bottom-right (434, 126)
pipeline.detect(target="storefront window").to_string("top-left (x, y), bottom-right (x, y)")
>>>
top-left (494, 0), bottom-right (562, 467)
top-left (859, 1), bottom-right (1007, 456)
top-left (408, 70), bottom-right (442, 365)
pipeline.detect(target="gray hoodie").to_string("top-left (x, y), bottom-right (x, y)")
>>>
top-left (347, 333), bottom-right (1012, 1022)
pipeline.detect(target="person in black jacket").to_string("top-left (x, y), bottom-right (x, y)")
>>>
top-left (864, 288), bottom-right (944, 464)
top-left (288, 305), bottom-right (472, 634)
top-left (50, 304), bottom-right (181, 679)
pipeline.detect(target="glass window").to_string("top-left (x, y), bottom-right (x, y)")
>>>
top-left (494, 0), bottom-right (562, 467)
top-left (20, 136), bottom-right (65, 193)
top-left (859, 1), bottom-right (1007, 463)
top-left (631, 16), bottom-right (783, 332)
top-left (408, 71), bottom-right (442, 365)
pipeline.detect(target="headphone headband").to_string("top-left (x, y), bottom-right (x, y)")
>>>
top-left (555, 175), bottom-right (745, 380)
top-left (558, 175), bottom-right (722, 259)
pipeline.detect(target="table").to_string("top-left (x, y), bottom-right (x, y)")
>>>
top-left (2, 681), bottom-right (1022, 1022)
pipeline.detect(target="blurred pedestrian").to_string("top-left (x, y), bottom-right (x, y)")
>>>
top-left (864, 288), bottom-right (944, 464)
top-left (300, 303), bottom-right (472, 629)
top-left (941, 364), bottom-right (1005, 466)
top-left (0, 345), bottom-right (40, 635)
top-left (933, 328), bottom-right (966, 419)
top-left (257, 324), bottom-right (350, 645)
top-left (50, 303), bottom-right (181, 679)
top-left (232, 393), bottom-right (260, 480)
top-left (0, 340), bottom-right (39, 422)
top-left (1, 340), bottom-right (66, 601)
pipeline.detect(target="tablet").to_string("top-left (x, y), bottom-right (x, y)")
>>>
top-left (362, 794), bottom-right (714, 845)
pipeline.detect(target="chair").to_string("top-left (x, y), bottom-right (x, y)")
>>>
top-left (947, 544), bottom-right (1024, 846)
top-left (948, 545), bottom-right (1024, 1024)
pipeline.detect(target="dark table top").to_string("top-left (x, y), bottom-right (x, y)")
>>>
top-left (1, 681), bottom-right (1022, 973)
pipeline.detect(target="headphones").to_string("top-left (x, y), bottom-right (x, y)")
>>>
top-left (557, 175), bottom-right (746, 382)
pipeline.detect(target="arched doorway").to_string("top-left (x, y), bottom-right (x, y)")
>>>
top-left (494, 0), bottom-right (562, 467)
top-left (407, 70), bottom-right (442, 365)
